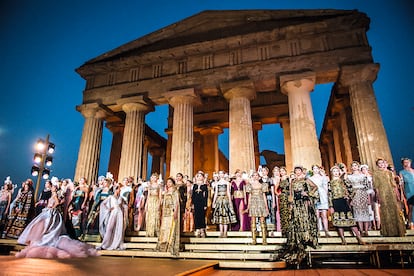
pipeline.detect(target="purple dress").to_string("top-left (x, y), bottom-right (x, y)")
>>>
top-left (231, 180), bottom-right (250, 231)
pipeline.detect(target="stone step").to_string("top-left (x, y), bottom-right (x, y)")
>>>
top-left (219, 260), bottom-right (286, 269)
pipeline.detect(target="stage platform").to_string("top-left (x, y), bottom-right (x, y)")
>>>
top-left (0, 255), bottom-right (413, 275)
top-left (1, 230), bottom-right (414, 270)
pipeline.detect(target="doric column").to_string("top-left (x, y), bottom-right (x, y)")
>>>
top-left (279, 117), bottom-right (292, 172)
top-left (163, 88), bottom-right (200, 178)
top-left (325, 135), bottom-right (335, 168)
top-left (106, 123), bottom-right (124, 182)
top-left (199, 126), bottom-right (223, 176)
top-left (141, 138), bottom-right (150, 180)
top-left (320, 146), bottom-right (330, 174)
top-left (165, 130), bottom-right (172, 178)
top-left (339, 63), bottom-right (393, 169)
top-left (339, 108), bottom-right (353, 166)
top-left (150, 147), bottom-right (165, 176)
top-left (74, 103), bottom-right (106, 184)
top-left (252, 122), bottom-right (262, 169)
top-left (221, 80), bottom-right (256, 174)
top-left (332, 120), bottom-right (343, 165)
top-left (117, 96), bottom-right (153, 182)
top-left (280, 72), bottom-right (322, 169)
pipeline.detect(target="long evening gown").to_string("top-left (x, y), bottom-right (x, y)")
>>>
top-left (99, 194), bottom-right (128, 250)
top-left (4, 189), bottom-right (35, 239)
top-left (145, 184), bottom-right (161, 237)
top-left (16, 197), bottom-right (97, 258)
top-left (192, 183), bottom-right (208, 231)
top-left (373, 170), bottom-right (406, 237)
top-left (279, 178), bottom-right (318, 265)
top-left (278, 177), bottom-right (291, 236)
top-left (231, 180), bottom-right (250, 231)
top-left (157, 189), bottom-right (180, 255)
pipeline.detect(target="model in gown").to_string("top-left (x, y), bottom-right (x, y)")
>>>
top-left (16, 184), bottom-right (97, 258)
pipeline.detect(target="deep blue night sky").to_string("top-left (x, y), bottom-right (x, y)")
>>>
top-left (1, 0), bottom-right (413, 188)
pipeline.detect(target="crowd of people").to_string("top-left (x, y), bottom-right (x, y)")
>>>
top-left (0, 157), bottom-right (413, 263)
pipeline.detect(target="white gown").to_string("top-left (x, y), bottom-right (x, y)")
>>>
top-left (16, 196), bottom-right (98, 258)
top-left (99, 194), bottom-right (128, 250)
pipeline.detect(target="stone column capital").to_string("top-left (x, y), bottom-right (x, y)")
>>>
top-left (198, 126), bottom-right (223, 136)
top-left (252, 121), bottom-right (262, 131)
top-left (279, 115), bottom-right (290, 125)
top-left (221, 80), bottom-right (256, 101)
top-left (163, 88), bottom-right (201, 108)
top-left (76, 103), bottom-right (109, 119)
top-left (106, 122), bottom-right (124, 134)
top-left (117, 95), bottom-right (154, 113)
top-left (149, 147), bottom-right (165, 157)
top-left (339, 63), bottom-right (379, 87)
top-left (280, 71), bottom-right (316, 95)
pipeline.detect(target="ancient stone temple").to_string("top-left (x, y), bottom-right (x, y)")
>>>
top-left (73, 9), bottom-right (392, 183)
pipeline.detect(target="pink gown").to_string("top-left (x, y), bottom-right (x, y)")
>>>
top-left (16, 196), bottom-right (98, 258)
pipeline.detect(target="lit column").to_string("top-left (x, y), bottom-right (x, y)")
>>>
top-left (280, 72), bottom-right (322, 169)
top-left (325, 135), bottom-right (335, 168)
top-left (331, 117), bottom-right (343, 165)
top-left (117, 97), bottom-right (153, 182)
top-left (150, 147), bottom-right (164, 176)
top-left (339, 107), bottom-right (353, 166)
top-left (279, 117), bottom-right (292, 172)
top-left (164, 88), bottom-right (200, 178)
top-left (339, 63), bottom-right (393, 169)
top-left (74, 103), bottom-right (106, 184)
top-left (141, 138), bottom-right (150, 180)
top-left (253, 122), bottom-right (262, 169)
top-left (222, 80), bottom-right (256, 174)
top-left (106, 123), bottom-right (124, 182)
top-left (320, 146), bottom-right (330, 173)
top-left (199, 126), bottom-right (223, 176)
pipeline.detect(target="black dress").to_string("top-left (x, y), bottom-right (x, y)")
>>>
top-left (192, 184), bottom-right (208, 229)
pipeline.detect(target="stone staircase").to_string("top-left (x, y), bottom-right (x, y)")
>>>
top-left (1, 230), bottom-right (414, 269)
top-left (89, 229), bottom-right (414, 269)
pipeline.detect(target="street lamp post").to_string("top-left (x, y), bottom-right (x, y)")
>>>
top-left (30, 134), bottom-right (55, 203)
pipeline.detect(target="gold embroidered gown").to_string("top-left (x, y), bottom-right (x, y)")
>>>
top-left (373, 170), bottom-right (406, 237)
top-left (157, 189), bottom-right (180, 255)
top-left (145, 184), bottom-right (161, 237)
top-left (279, 178), bottom-right (318, 265)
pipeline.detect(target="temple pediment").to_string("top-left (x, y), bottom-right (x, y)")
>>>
top-left (81, 9), bottom-right (366, 67)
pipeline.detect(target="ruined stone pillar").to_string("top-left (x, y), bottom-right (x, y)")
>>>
top-left (199, 126), bottom-right (223, 176)
top-left (331, 118), bottom-right (343, 165)
top-left (74, 103), bottom-right (106, 184)
top-left (164, 88), bottom-right (200, 178)
top-left (150, 147), bottom-right (165, 176)
top-left (141, 138), bottom-right (150, 180)
top-left (117, 97), bottom-right (153, 182)
top-left (222, 80), bottom-right (256, 174)
top-left (339, 108), bottom-right (353, 166)
top-left (165, 130), bottom-right (172, 178)
top-left (279, 117), bottom-right (292, 172)
top-left (159, 154), bottom-right (165, 179)
top-left (252, 122), bottom-right (262, 169)
top-left (280, 72), bottom-right (322, 169)
top-left (107, 123), bottom-right (124, 182)
top-left (339, 63), bottom-right (393, 169)
top-left (325, 135), bottom-right (335, 168)
top-left (320, 146), bottom-right (330, 174)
